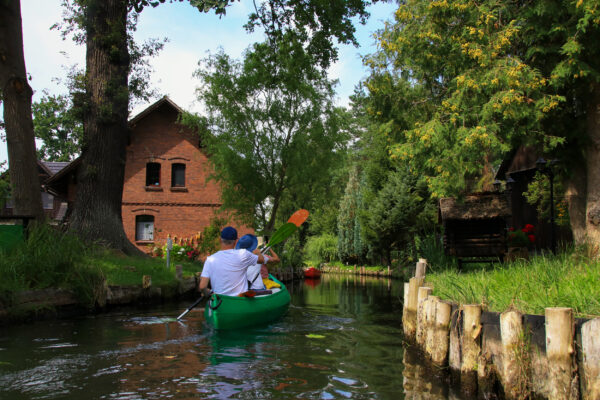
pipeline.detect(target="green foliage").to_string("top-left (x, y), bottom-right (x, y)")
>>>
top-left (337, 164), bottom-right (365, 264)
top-left (193, 38), bottom-right (348, 232)
top-left (523, 172), bottom-right (570, 226)
top-left (427, 247), bottom-right (600, 318)
top-left (360, 166), bottom-right (436, 264)
top-left (32, 93), bottom-right (83, 161)
top-left (304, 233), bottom-right (338, 264)
top-left (362, 0), bottom-right (600, 202)
top-left (0, 224), bottom-right (103, 307)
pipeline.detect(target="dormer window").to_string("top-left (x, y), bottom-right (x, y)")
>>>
top-left (146, 162), bottom-right (161, 186)
top-left (171, 163), bottom-right (186, 187)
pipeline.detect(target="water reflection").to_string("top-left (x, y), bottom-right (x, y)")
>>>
top-left (0, 275), bottom-right (466, 399)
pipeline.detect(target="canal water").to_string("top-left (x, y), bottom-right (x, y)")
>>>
top-left (0, 275), bottom-right (463, 399)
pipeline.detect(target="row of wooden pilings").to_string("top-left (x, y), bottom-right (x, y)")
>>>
top-left (402, 259), bottom-right (600, 400)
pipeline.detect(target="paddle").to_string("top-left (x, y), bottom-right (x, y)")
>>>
top-left (176, 291), bottom-right (210, 320)
top-left (260, 209), bottom-right (310, 253)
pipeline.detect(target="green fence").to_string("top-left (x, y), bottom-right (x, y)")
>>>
top-left (0, 224), bottom-right (24, 251)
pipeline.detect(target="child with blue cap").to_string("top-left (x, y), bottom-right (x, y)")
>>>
top-left (236, 233), bottom-right (280, 290)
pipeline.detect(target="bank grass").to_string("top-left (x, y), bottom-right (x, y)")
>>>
top-left (0, 223), bottom-right (202, 308)
top-left (90, 249), bottom-right (202, 286)
top-left (426, 249), bottom-right (600, 318)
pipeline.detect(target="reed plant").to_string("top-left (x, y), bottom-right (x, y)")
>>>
top-left (0, 224), bottom-right (203, 309)
top-left (0, 223), bottom-right (103, 307)
top-left (426, 247), bottom-right (600, 318)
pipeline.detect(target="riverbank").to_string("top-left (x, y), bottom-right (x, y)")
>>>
top-left (402, 258), bottom-right (600, 400)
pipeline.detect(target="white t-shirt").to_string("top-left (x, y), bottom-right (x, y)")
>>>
top-left (247, 262), bottom-right (266, 290)
top-left (201, 249), bottom-right (259, 296)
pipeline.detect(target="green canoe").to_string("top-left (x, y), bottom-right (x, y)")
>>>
top-left (204, 275), bottom-right (291, 330)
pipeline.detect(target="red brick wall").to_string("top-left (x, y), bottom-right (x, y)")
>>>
top-left (122, 102), bottom-right (251, 253)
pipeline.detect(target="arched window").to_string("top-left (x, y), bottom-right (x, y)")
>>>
top-left (146, 162), bottom-right (161, 186)
top-left (171, 163), bottom-right (186, 187)
top-left (135, 215), bottom-right (154, 241)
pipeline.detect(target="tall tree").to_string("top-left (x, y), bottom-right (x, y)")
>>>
top-left (33, 93), bottom-right (83, 162)
top-left (60, 0), bottom-right (379, 252)
top-left (364, 0), bottom-right (600, 247)
top-left (193, 37), bottom-right (348, 232)
top-left (0, 0), bottom-right (44, 220)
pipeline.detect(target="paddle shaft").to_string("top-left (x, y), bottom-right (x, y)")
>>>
top-left (176, 292), bottom-right (209, 320)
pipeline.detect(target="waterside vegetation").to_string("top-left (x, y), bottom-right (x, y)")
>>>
top-left (424, 246), bottom-right (600, 318)
top-left (0, 224), bottom-right (201, 310)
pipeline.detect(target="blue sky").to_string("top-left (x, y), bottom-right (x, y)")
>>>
top-left (1, 0), bottom-right (396, 165)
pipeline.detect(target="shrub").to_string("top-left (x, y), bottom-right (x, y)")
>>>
top-left (304, 234), bottom-right (338, 264)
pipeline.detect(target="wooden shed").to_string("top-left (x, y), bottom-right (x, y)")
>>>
top-left (439, 192), bottom-right (511, 267)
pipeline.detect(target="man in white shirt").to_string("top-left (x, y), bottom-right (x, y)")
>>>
top-left (198, 226), bottom-right (270, 296)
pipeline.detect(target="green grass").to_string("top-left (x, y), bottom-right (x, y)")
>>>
top-left (426, 249), bottom-right (600, 318)
top-left (90, 250), bottom-right (202, 286)
top-left (0, 224), bottom-right (203, 310)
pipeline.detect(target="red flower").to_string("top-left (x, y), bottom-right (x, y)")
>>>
top-left (523, 224), bottom-right (535, 233)
top-left (509, 227), bottom-right (515, 232)
top-left (528, 234), bottom-right (535, 243)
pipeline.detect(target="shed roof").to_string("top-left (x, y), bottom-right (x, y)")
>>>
top-left (439, 192), bottom-right (511, 221)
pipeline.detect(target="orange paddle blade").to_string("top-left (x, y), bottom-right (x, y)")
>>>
top-left (288, 209), bottom-right (309, 227)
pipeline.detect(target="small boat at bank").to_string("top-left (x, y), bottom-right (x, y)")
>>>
top-left (304, 267), bottom-right (321, 279)
top-left (204, 275), bottom-right (291, 330)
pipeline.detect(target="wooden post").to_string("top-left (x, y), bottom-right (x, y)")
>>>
top-left (461, 304), bottom-right (482, 395)
top-left (546, 307), bottom-right (577, 400)
top-left (500, 310), bottom-right (527, 400)
top-left (175, 264), bottom-right (183, 280)
top-left (424, 295), bottom-right (439, 358)
top-left (403, 277), bottom-right (424, 339)
top-left (448, 304), bottom-right (461, 374)
top-left (142, 275), bottom-right (151, 289)
top-left (415, 259), bottom-right (427, 279)
top-left (431, 300), bottom-right (452, 366)
top-left (416, 286), bottom-right (432, 347)
top-left (581, 318), bottom-right (600, 400)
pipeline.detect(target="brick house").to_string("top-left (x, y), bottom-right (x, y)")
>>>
top-left (44, 96), bottom-right (250, 253)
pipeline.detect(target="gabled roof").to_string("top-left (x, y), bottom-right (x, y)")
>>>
top-left (128, 96), bottom-right (184, 126)
top-left (46, 97), bottom-right (188, 187)
top-left (40, 161), bottom-right (71, 176)
top-left (439, 192), bottom-right (511, 221)
top-left (45, 157), bottom-right (81, 186)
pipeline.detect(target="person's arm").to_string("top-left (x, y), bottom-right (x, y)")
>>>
top-left (252, 248), bottom-right (267, 264)
top-left (265, 248), bottom-right (280, 264)
top-left (198, 276), bottom-right (211, 296)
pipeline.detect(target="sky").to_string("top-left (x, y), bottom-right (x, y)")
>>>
top-left (0, 0), bottom-right (397, 166)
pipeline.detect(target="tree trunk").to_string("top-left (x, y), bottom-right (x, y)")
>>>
top-left (565, 162), bottom-right (587, 245)
top-left (0, 0), bottom-right (44, 220)
top-left (69, 0), bottom-right (141, 255)
top-left (586, 82), bottom-right (600, 250)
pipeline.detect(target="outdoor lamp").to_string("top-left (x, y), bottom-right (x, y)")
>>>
top-left (493, 180), bottom-right (502, 192)
top-left (536, 157), bottom-right (558, 254)
top-left (536, 157), bottom-right (547, 171)
top-left (506, 175), bottom-right (515, 192)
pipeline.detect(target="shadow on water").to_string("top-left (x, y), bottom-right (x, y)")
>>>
top-left (0, 274), bottom-right (467, 399)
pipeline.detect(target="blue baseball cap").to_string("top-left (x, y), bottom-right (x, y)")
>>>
top-left (220, 226), bottom-right (238, 240)
top-left (235, 234), bottom-right (258, 251)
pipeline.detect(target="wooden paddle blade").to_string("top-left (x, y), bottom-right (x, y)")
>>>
top-left (288, 209), bottom-right (309, 227)
top-left (267, 222), bottom-right (297, 247)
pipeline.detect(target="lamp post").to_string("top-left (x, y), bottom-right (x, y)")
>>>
top-left (536, 158), bottom-right (557, 254)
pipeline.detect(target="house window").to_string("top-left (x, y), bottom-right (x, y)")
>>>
top-left (146, 162), bottom-right (161, 186)
top-left (171, 163), bottom-right (186, 187)
top-left (41, 192), bottom-right (54, 209)
top-left (135, 215), bottom-right (154, 241)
